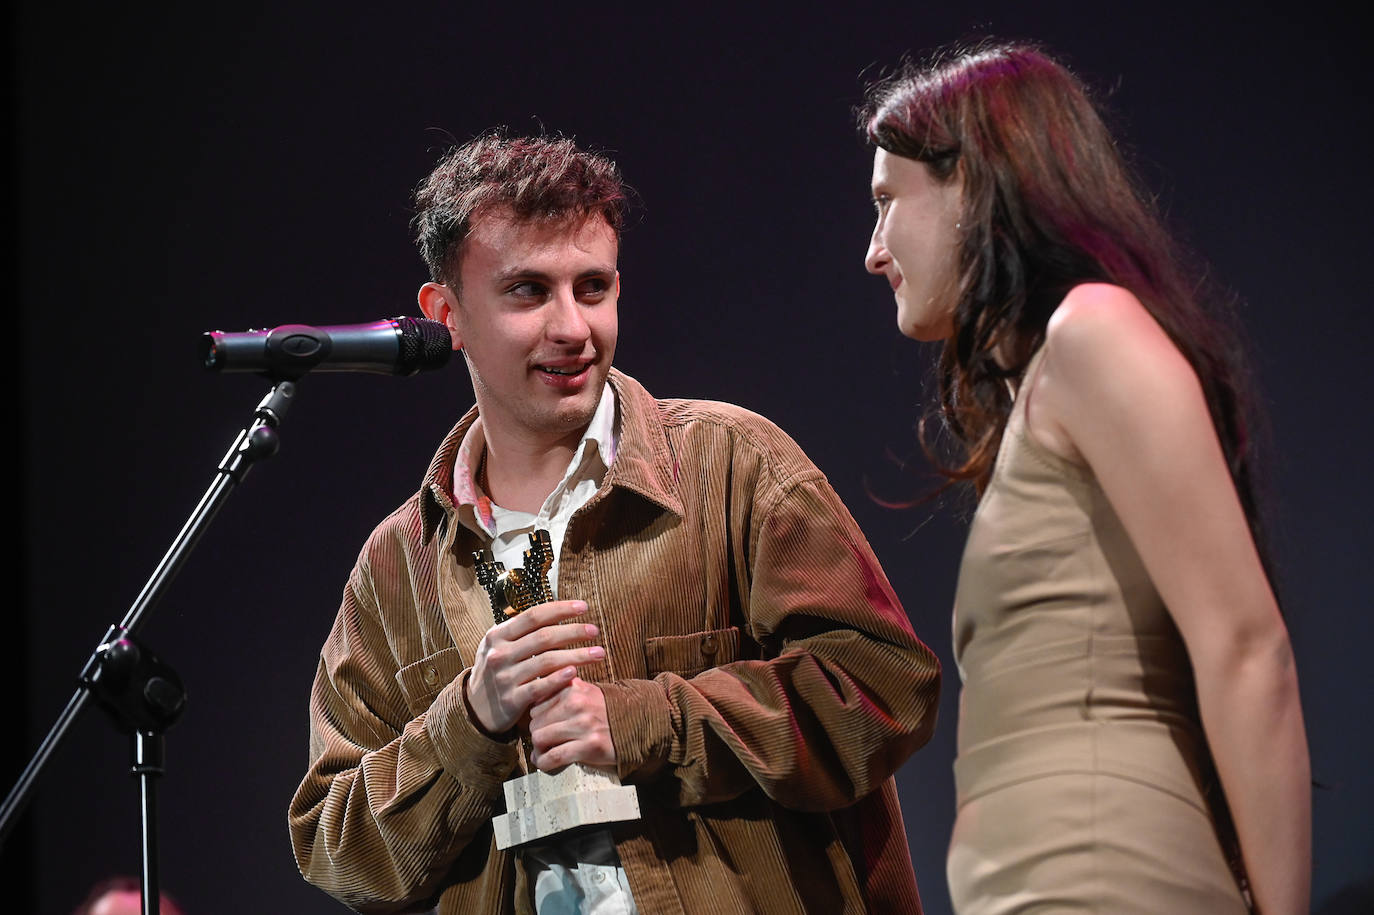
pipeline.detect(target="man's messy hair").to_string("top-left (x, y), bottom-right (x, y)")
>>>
top-left (413, 132), bottom-right (628, 285)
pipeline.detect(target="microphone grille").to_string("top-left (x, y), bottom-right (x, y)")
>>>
top-left (393, 316), bottom-right (452, 374)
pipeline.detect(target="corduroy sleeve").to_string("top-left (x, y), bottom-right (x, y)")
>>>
top-left (602, 466), bottom-right (940, 811)
top-left (287, 544), bottom-right (517, 912)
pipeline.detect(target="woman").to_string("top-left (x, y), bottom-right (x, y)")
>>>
top-left (860, 43), bottom-right (1309, 913)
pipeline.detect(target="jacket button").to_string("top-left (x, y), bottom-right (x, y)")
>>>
top-left (701, 635), bottom-right (718, 656)
top-left (423, 665), bottom-right (439, 684)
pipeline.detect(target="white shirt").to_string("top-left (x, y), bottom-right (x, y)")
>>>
top-left (452, 384), bottom-right (637, 915)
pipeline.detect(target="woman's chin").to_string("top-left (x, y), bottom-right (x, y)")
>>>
top-left (897, 316), bottom-right (952, 343)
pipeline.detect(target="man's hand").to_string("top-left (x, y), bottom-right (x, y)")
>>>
top-left (465, 599), bottom-right (604, 736)
top-left (528, 676), bottom-right (617, 771)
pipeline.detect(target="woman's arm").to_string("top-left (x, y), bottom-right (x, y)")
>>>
top-left (1026, 282), bottom-right (1310, 915)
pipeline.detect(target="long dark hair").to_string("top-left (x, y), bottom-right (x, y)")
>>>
top-left (862, 41), bottom-right (1272, 576)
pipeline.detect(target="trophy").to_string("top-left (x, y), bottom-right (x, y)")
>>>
top-left (474, 531), bottom-right (641, 850)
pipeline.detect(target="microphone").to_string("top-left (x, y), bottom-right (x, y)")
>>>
top-left (200, 316), bottom-right (452, 380)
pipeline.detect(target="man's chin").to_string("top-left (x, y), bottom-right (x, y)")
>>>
top-left (546, 378), bottom-right (606, 424)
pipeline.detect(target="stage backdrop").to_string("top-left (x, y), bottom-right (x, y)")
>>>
top-left (12, 2), bottom-right (1372, 913)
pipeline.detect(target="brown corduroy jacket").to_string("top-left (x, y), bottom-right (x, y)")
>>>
top-left (288, 370), bottom-right (941, 914)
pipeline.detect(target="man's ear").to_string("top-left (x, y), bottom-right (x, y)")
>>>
top-left (418, 282), bottom-right (463, 351)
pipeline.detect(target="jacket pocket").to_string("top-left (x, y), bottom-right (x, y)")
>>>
top-left (645, 627), bottom-right (741, 678)
top-left (395, 646), bottom-right (465, 717)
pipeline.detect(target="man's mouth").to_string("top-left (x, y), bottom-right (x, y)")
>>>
top-left (535, 361), bottom-right (592, 378)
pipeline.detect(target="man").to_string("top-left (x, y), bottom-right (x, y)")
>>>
top-left (72, 877), bottom-right (186, 915)
top-left (288, 134), bottom-right (941, 914)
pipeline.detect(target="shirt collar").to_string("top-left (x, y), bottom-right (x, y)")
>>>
top-left (450, 382), bottom-right (618, 538)
top-left (419, 369), bottom-right (683, 545)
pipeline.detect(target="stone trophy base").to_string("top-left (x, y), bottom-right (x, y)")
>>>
top-left (492, 763), bottom-right (641, 850)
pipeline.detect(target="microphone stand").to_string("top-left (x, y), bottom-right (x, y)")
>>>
top-left (1, 380), bottom-right (298, 915)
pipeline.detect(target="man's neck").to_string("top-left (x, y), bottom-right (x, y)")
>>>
top-left (479, 423), bottom-right (588, 515)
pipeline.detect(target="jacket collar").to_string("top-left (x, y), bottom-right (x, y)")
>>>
top-left (419, 368), bottom-right (683, 545)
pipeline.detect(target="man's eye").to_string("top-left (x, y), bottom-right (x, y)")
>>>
top-left (577, 279), bottom-right (610, 299)
top-left (509, 282), bottom-right (545, 297)
top-left (872, 194), bottom-right (892, 214)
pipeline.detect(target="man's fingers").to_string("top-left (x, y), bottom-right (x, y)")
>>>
top-left (494, 599), bottom-right (588, 639)
top-left (525, 666), bottom-right (577, 708)
top-left (529, 730), bottom-right (615, 772)
top-left (529, 715), bottom-right (580, 751)
top-left (523, 622), bottom-right (602, 657)
top-left (484, 622), bottom-right (599, 676)
top-left (513, 645), bottom-right (605, 686)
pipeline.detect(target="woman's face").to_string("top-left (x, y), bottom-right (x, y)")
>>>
top-left (864, 148), bottom-right (963, 341)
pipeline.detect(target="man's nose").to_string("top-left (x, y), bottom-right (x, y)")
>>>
top-left (547, 290), bottom-right (591, 343)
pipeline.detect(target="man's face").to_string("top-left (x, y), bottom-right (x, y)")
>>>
top-left (425, 208), bottom-right (619, 448)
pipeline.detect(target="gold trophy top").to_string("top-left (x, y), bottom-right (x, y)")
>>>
top-left (473, 530), bottom-right (555, 626)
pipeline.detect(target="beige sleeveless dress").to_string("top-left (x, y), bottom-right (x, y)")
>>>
top-left (946, 348), bottom-right (1250, 914)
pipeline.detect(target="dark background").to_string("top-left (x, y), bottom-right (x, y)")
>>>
top-left (11, 2), bottom-right (1372, 913)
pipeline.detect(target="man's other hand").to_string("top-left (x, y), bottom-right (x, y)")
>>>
top-left (528, 676), bottom-right (616, 771)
